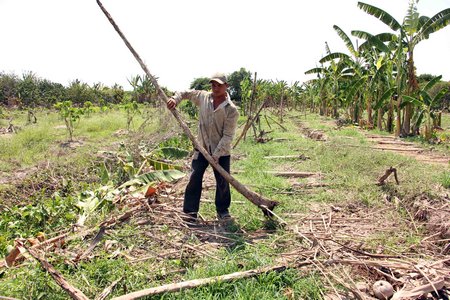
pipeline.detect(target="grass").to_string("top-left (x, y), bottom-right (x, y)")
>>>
top-left (0, 108), bottom-right (448, 299)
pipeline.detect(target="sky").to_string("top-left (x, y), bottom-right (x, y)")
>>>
top-left (0, 0), bottom-right (449, 91)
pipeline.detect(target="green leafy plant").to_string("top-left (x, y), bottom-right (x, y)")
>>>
top-left (54, 101), bottom-right (83, 141)
top-left (403, 76), bottom-right (448, 140)
top-left (121, 100), bottom-right (140, 131)
top-left (83, 100), bottom-right (94, 117)
top-left (178, 100), bottom-right (198, 119)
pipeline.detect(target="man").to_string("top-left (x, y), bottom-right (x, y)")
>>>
top-left (166, 73), bottom-right (239, 221)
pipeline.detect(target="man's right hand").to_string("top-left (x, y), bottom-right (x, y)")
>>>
top-left (166, 98), bottom-right (177, 110)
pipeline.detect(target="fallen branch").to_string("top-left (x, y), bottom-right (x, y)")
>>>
top-left (377, 167), bottom-right (399, 185)
top-left (264, 114), bottom-right (287, 131)
top-left (0, 296), bottom-right (21, 300)
top-left (263, 155), bottom-right (309, 160)
top-left (95, 277), bottom-right (122, 300)
top-left (233, 98), bottom-right (268, 149)
top-left (232, 170), bottom-right (320, 178)
top-left (25, 244), bottom-right (90, 300)
top-left (111, 264), bottom-right (288, 300)
top-left (391, 277), bottom-right (445, 300)
top-left (252, 171), bottom-right (322, 178)
top-left (372, 146), bottom-right (423, 152)
top-left (74, 226), bottom-right (106, 263)
top-left (96, 0), bottom-right (278, 217)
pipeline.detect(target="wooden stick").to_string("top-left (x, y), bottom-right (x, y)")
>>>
top-left (265, 114), bottom-right (287, 131)
top-left (263, 155), bottom-right (308, 160)
top-left (74, 226), bottom-right (106, 263)
top-left (25, 246), bottom-right (90, 300)
top-left (233, 98), bottom-right (268, 149)
top-left (96, 0), bottom-right (278, 216)
top-left (111, 265), bottom-right (288, 300)
top-left (95, 278), bottom-right (122, 300)
top-left (377, 167), bottom-right (399, 185)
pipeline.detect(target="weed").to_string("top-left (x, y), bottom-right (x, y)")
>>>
top-left (438, 170), bottom-right (450, 188)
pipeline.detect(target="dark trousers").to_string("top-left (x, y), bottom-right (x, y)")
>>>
top-left (184, 152), bottom-right (231, 215)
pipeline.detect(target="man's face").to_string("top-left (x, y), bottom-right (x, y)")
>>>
top-left (211, 81), bottom-right (228, 97)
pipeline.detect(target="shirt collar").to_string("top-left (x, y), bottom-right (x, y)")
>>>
top-left (213, 92), bottom-right (231, 111)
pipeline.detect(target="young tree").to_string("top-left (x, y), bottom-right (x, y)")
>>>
top-left (190, 77), bottom-right (210, 91)
top-left (54, 101), bottom-right (83, 141)
top-left (228, 68), bottom-right (252, 103)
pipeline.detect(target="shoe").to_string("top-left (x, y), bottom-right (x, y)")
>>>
top-left (217, 211), bottom-right (231, 220)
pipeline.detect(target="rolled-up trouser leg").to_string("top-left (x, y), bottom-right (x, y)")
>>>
top-left (183, 152), bottom-right (208, 214)
top-left (213, 155), bottom-right (231, 214)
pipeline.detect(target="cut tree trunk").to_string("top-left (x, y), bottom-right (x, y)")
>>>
top-left (97, 0), bottom-right (278, 216)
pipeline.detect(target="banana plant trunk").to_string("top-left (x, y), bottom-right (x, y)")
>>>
top-left (377, 108), bottom-right (383, 130)
top-left (279, 90), bottom-right (284, 123)
top-left (402, 103), bottom-right (412, 135)
top-left (97, 0), bottom-right (279, 216)
top-left (386, 97), bottom-right (394, 133)
top-left (395, 95), bottom-right (402, 137)
top-left (403, 50), bottom-right (419, 136)
top-left (366, 95), bottom-right (373, 127)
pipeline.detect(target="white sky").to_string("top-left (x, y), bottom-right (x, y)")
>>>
top-left (0, 0), bottom-right (449, 91)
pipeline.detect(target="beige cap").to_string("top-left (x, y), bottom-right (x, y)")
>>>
top-left (209, 72), bottom-right (228, 85)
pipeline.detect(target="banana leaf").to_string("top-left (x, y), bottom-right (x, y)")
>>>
top-left (158, 147), bottom-right (190, 159)
top-left (120, 169), bottom-right (185, 188)
top-left (374, 87), bottom-right (396, 110)
top-left (146, 158), bottom-right (183, 171)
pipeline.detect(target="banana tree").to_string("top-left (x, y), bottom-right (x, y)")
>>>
top-left (357, 1), bottom-right (450, 135)
top-left (402, 75), bottom-right (447, 140)
top-left (305, 67), bottom-right (331, 116)
top-left (302, 79), bottom-right (321, 113)
top-left (355, 31), bottom-right (403, 129)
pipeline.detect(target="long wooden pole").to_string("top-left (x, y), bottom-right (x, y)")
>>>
top-left (111, 265), bottom-right (287, 300)
top-left (96, 0), bottom-right (278, 215)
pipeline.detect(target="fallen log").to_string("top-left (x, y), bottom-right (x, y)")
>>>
top-left (372, 146), bottom-right (423, 152)
top-left (374, 140), bottom-right (415, 146)
top-left (233, 170), bottom-right (321, 178)
top-left (263, 155), bottom-right (309, 160)
top-left (266, 171), bottom-right (321, 178)
top-left (111, 264), bottom-right (288, 300)
top-left (96, 0), bottom-right (278, 216)
top-left (25, 244), bottom-right (90, 300)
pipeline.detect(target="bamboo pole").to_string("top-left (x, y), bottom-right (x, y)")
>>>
top-left (111, 265), bottom-right (288, 300)
top-left (96, 0), bottom-right (278, 216)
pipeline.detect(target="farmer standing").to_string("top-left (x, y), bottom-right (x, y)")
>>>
top-left (166, 73), bottom-right (239, 222)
